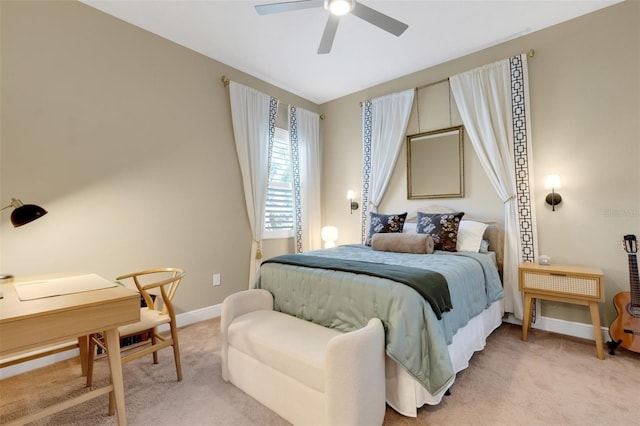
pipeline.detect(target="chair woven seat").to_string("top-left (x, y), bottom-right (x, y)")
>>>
top-left (118, 308), bottom-right (171, 337)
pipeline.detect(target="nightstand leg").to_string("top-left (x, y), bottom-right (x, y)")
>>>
top-left (589, 302), bottom-right (605, 360)
top-left (522, 293), bottom-right (534, 341)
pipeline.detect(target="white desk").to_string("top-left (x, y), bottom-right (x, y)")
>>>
top-left (0, 274), bottom-right (140, 425)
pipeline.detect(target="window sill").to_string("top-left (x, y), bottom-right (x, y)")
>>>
top-left (263, 231), bottom-right (294, 240)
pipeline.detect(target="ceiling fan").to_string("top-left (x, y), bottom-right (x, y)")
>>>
top-left (255, 0), bottom-right (409, 54)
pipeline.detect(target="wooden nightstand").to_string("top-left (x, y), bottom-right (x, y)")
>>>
top-left (519, 262), bottom-right (605, 359)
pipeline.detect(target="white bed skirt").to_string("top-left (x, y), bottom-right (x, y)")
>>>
top-left (385, 299), bottom-right (504, 417)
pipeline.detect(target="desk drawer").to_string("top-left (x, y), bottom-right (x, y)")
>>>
top-left (520, 270), bottom-right (603, 300)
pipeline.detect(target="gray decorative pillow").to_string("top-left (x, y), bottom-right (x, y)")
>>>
top-left (416, 211), bottom-right (464, 251)
top-left (365, 212), bottom-right (407, 246)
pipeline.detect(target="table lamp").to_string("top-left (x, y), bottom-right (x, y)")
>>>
top-left (321, 226), bottom-right (338, 248)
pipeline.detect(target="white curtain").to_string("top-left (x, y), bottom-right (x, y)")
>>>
top-left (229, 81), bottom-right (278, 288)
top-left (361, 89), bottom-right (415, 242)
top-left (290, 105), bottom-right (322, 252)
top-left (450, 54), bottom-right (538, 319)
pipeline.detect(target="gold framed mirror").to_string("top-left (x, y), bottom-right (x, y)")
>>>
top-left (407, 125), bottom-right (464, 199)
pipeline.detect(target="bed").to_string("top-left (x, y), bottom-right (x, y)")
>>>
top-left (255, 208), bottom-right (505, 417)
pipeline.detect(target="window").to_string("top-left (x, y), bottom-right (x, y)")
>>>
top-left (264, 127), bottom-right (294, 238)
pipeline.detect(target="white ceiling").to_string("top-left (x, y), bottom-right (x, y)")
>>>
top-left (81, 0), bottom-right (620, 104)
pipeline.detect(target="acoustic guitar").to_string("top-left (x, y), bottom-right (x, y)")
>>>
top-left (608, 234), bottom-right (640, 354)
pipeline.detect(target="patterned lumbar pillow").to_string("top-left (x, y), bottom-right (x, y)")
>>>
top-left (365, 212), bottom-right (408, 246)
top-left (416, 211), bottom-right (464, 251)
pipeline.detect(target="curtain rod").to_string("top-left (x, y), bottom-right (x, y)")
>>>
top-left (415, 49), bottom-right (534, 91)
top-left (220, 75), bottom-right (324, 120)
top-left (359, 49), bottom-right (535, 106)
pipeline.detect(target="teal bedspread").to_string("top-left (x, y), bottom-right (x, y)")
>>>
top-left (262, 254), bottom-right (452, 319)
top-left (256, 245), bottom-right (504, 395)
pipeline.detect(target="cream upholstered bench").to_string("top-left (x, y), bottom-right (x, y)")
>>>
top-left (221, 289), bottom-right (386, 426)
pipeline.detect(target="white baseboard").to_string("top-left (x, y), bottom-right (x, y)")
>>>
top-left (0, 303), bottom-right (222, 380)
top-left (1, 306), bottom-right (609, 380)
top-left (503, 313), bottom-right (611, 344)
top-left (174, 303), bottom-right (222, 328)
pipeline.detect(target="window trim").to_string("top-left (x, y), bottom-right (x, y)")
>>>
top-left (263, 229), bottom-right (294, 240)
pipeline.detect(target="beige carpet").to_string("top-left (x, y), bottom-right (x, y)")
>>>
top-left (1, 318), bottom-right (639, 425)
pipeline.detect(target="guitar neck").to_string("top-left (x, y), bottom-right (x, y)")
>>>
top-left (629, 253), bottom-right (640, 307)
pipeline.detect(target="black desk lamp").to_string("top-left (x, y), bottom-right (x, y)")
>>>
top-left (1, 198), bottom-right (48, 227)
top-left (0, 197), bottom-right (48, 280)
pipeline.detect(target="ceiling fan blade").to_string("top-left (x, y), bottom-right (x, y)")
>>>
top-left (318, 14), bottom-right (340, 54)
top-left (351, 2), bottom-right (408, 37)
top-left (255, 0), bottom-right (323, 15)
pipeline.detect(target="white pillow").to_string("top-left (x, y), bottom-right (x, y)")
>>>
top-left (402, 222), bottom-right (417, 234)
top-left (456, 220), bottom-right (488, 252)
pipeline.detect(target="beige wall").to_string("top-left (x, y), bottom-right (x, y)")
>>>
top-left (321, 1), bottom-right (639, 326)
top-left (2, 1), bottom-right (638, 328)
top-left (0, 0), bottom-right (318, 314)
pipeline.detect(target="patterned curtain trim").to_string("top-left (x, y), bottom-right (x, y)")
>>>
top-left (260, 96), bottom-right (278, 259)
top-left (290, 105), bottom-right (303, 253)
top-left (266, 96), bottom-right (277, 174)
top-left (361, 100), bottom-right (373, 244)
top-left (509, 55), bottom-right (538, 262)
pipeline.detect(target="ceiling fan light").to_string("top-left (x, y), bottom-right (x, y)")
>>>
top-left (325, 0), bottom-right (354, 16)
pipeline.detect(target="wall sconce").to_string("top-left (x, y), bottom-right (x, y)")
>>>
top-left (1, 197), bottom-right (48, 227)
top-left (544, 174), bottom-right (562, 211)
top-left (347, 190), bottom-right (359, 215)
top-left (321, 226), bottom-right (338, 248)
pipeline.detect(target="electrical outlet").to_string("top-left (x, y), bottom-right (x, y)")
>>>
top-left (213, 273), bottom-right (221, 286)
